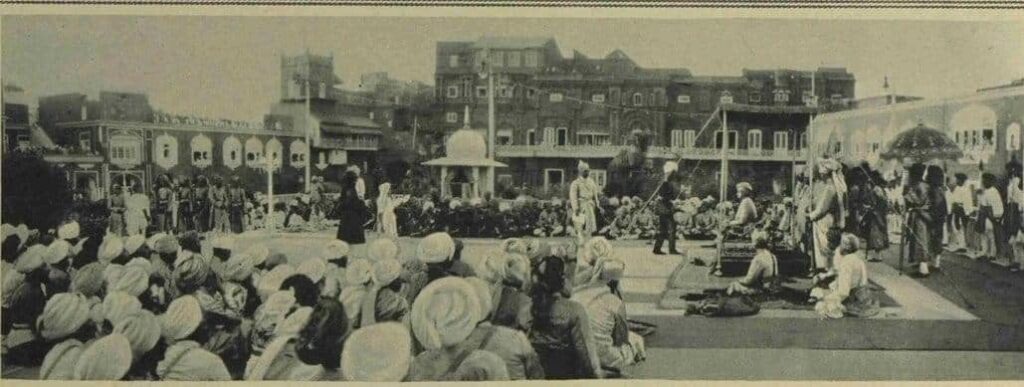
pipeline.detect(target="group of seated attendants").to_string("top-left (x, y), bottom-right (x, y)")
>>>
top-left (724, 229), bottom-right (880, 319)
top-left (0, 219), bottom-right (646, 381)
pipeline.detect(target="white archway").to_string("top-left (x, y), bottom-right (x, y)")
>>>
top-left (245, 137), bottom-right (264, 167)
top-left (154, 133), bottom-right (178, 170)
top-left (223, 136), bottom-right (242, 170)
top-left (190, 134), bottom-right (213, 169)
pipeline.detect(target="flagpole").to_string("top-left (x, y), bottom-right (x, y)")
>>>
top-left (304, 78), bottom-right (312, 193)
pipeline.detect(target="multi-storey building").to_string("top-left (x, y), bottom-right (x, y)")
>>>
top-left (433, 36), bottom-right (856, 198)
top-left (269, 54), bottom-right (437, 188)
top-left (2, 84), bottom-right (33, 152)
top-left (36, 91), bottom-right (306, 198)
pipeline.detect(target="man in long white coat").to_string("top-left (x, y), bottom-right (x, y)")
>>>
top-left (570, 161), bottom-right (603, 241)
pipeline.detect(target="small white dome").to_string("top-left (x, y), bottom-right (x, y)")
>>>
top-left (446, 129), bottom-right (487, 160)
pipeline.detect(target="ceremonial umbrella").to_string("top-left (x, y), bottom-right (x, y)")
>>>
top-left (879, 123), bottom-right (963, 162)
top-left (880, 123), bottom-right (962, 276)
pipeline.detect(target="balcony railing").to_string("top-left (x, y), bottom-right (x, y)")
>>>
top-left (319, 136), bottom-right (380, 150)
top-left (496, 144), bottom-right (807, 161)
top-left (496, 144), bottom-right (629, 158)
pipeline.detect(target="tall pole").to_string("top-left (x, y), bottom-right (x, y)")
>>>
top-left (719, 109), bottom-right (729, 201)
top-left (304, 78), bottom-right (312, 193)
top-left (486, 51), bottom-right (496, 196)
top-left (412, 115), bottom-right (418, 157)
top-left (266, 159), bottom-right (275, 233)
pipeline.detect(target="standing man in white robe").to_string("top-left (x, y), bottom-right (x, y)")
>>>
top-left (570, 161), bottom-right (603, 242)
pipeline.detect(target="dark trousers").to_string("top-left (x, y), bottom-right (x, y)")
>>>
top-left (653, 213), bottom-right (677, 253)
top-left (229, 205), bottom-right (244, 233)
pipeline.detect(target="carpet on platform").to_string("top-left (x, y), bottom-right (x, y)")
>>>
top-left (655, 258), bottom-right (899, 311)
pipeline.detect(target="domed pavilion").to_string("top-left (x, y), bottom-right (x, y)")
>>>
top-left (422, 108), bottom-right (506, 199)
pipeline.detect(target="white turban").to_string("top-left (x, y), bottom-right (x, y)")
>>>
top-left (297, 258), bottom-right (327, 284)
top-left (246, 332), bottom-right (323, 381)
top-left (40, 340), bottom-right (84, 380)
top-left (146, 233), bottom-right (167, 251)
top-left (211, 235), bottom-right (235, 251)
top-left (45, 240), bottom-right (72, 265)
top-left (367, 238), bottom-right (399, 262)
top-left (37, 293), bottom-right (92, 340)
top-left (123, 234), bottom-right (146, 256)
top-left (274, 306), bottom-right (313, 338)
top-left (372, 258), bottom-right (402, 286)
top-left (663, 161), bottom-right (679, 174)
top-left (584, 236), bottom-right (613, 264)
top-left (341, 322), bottom-right (411, 382)
top-left (161, 295), bottom-right (203, 342)
top-left (465, 276), bottom-right (493, 322)
top-left (221, 253), bottom-right (255, 282)
top-left (257, 264), bottom-right (296, 302)
top-left (600, 259), bottom-right (626, 282)
top-left (345, 259), bottom-right (373, 286)
top-left (410, 277), bottom-right (481, 350)
top-left (126, 257), bottom-right (153, 274)
top-left (57, 221), bottom-right (80, 241)
top-left (475, 253), bottom-right (507, 285)
top-left (74, 334), bottom-right (133, 380)
top-left (15, 244), bottom-right (46, 273)
top-left (578, 160), bottom-right (590, 171)
top-left (114, 310), bottom-right (162, 358)
top-left (504, 253), bottom-right (531, 285)
top-left (417, 232), bottom-right (455, 264)
top-left (99, 291), bottom-right (143, 327)
top-left (1, 223), bottom-right (15, 242)
top-left (499, 238), bottom-right (528, 255)
top-left (738, 181), bottom-right (754, 191)
top-left (108, 265), bottom-right (150, 297)
top-left (246, 245), bottom-right (271, 267)
top-left (98, 236), bottom-right (124, 264)
top-left (322, 240), bottom-right (349, 261)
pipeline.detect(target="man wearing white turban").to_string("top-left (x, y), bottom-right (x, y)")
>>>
top-left (460, 277), bottom-right (545, 380)
top-left (408, 277), bottom-right (510, 381)
top-left (73, 333), bottom-right (133, 380)
top-left (569, 160), bottom-right (603, 240)
top-left (571, 258), bottom-right (645, 375)
top-left (358, 258), bottom-right (410, 328)
top-left (653, 161), bottom-right (682, 256)
top-left (339, 258), bottom-right (373, 328)
top-left (157, 295), bottom-right (232, 381)
top-left (404, 232), bottom-right (476, 305)
top-left (809, 159), bottom-right (844, 272)
top-left (31, 294), bottom-right (96, 376)
top-left (114, 310), bottom-right (165, 380)
top-left (342, 322), bottom-right (412, 382)
top-left (244, 307), bottom-right (324, 381)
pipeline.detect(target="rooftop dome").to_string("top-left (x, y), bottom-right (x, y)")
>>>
top-left (446, 129), bottom-right (487, 160)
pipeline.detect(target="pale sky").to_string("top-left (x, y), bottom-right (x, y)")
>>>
top-left (3, 15), bottom-right (1022, 122)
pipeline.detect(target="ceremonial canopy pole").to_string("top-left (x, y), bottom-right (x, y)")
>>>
top-left (719, 108), bottom-right (729, 201)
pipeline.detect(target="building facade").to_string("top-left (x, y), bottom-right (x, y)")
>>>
top-left (433, 36), bottom-right (856, 198)
top-left (270, 53), bottom-right (436, 190)
top-left (37, 91), bottom-right (306, 198)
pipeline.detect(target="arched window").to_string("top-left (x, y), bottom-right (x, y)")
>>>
top-left (289, 139), bottom-right (307, 167)
top-left (1006, 122), bottom-right (1021, 151)
top-left (190, 134), bottom-right (213, 168)
top-left (266, 138), bottom-right (283, 167)
top-left (747, 129), bottom-right (762, 150)
top-left (632, 92), bottom-right (644, 106)
top-left (223, 136), bottom-right (242, 170)
top-left (245, 137), bottom-right (264, 166)
top-left (154, 134), bottom-right (178, 170)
